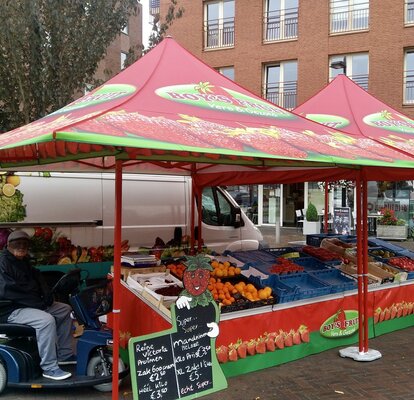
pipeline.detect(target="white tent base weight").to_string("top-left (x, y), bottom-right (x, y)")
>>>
top-left (339, 346), bottom-right (382, 361)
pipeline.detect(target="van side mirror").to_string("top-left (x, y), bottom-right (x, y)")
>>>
top-left (233, 208), bottom-right (242, 228)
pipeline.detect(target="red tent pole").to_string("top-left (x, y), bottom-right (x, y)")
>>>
top-left (112, 159), bottom-right (123, 400)
top-left (355, 176), bottom-right (364, 352)
top-left (196, 186), bottom-right (203, 253)
top-left (324, 182), bottom-right (329, 233)
top-left (190, 179), bottom-right (196, 255)
top-left (362, 179), bottom-right (369, 352)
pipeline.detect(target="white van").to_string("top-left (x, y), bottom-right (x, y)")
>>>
top-left (0, 172), bottom-right (264, 253)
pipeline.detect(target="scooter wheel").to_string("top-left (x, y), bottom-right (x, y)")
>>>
top-left (86, 354), bottom-right (125, 392)
top-left (0, 362), bottom-right (7, 394)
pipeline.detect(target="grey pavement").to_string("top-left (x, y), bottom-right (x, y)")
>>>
top-left (2, 227), bottom-right (414, 399)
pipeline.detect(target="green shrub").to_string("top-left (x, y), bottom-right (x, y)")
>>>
top-left (306, 202), bottom-right (319, 222)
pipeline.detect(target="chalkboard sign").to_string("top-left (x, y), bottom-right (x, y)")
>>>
top-left (333, 207), bottom-right (351, 235)
top-left (129, 296), bottom-right (227, 400)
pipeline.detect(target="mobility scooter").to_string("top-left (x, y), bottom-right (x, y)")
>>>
top-left (0, 269), bottom-right (128, 394)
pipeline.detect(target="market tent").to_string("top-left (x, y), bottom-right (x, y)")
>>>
top-left (1, 38), bottom-right (413, 174)
top-left (294, 74), bottom-right (414, 180)
top-left (1, 39), bottom-right (413, 396)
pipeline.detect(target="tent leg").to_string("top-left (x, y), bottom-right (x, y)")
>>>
top-left (339, 173), bottom-right (381, 362)
top-left (112, 159), bottom-right (123, 400)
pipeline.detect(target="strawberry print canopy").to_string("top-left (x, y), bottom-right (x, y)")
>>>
top-left (0, 38), bottom-right (413, 172)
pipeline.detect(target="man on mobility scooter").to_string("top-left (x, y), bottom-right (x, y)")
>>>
top-left (0, 230), bottom-right (76, 381)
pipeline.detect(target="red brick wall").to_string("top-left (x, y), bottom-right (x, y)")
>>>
top-left (161, 0), bottom-right (414, 118)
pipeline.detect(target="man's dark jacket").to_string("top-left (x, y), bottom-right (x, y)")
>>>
top-left (0, 249), bottom-right (52, 322)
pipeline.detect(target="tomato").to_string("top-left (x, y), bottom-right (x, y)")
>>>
top-left (42, 228), bottom-right (53, 241)
top-left (34, 227), bottom-right (44, 237)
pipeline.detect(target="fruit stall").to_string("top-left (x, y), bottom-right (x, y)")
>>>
top-left (115, 234), bottom-right (414, 377)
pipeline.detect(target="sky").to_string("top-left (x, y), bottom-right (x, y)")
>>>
top-left (141, 0), bottom-right (152, 49)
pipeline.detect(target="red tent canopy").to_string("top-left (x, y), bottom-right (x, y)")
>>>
top-left (0, 38), bottom-right (413, 177)
top-left (294, 75), bottom-right (414, 181)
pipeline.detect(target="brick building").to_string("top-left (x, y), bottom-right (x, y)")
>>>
top-left (158, 0), bottom-right (414, 230)
top-left (95, 1), bottom-right (143, 83)
top-left (160, 0), bottom-right (414, 117)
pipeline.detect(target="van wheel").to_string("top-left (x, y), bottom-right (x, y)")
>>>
top-left (87, 353), bottom-right (125, 392)
top-left (0, 363), bottom-right (7, 394)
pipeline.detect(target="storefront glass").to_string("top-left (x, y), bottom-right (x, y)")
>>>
top-left (262, 184), bottom-right (281, 224)
top-left (307, 182), bottom-right (325, 212)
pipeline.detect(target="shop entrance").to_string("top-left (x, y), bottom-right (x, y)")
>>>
top-left (283, 183), bottom-right (304, 227)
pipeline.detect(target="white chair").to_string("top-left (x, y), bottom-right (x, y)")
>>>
top-left (295, 209), bottom-right (304, 231)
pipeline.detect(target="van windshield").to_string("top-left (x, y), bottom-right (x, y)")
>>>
top-left (202, 187), bottom-right (234, 226)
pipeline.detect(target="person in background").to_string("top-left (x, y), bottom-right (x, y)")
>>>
top-left (0, 230), bottom-right (76, 381)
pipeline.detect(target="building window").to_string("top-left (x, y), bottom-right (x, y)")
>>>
top-left (406, 0), bottom-right (414, 25)
top-left (218, 66), bottom-right (235, 80)
top-left (204, 0), bottom-right (235, 49)
top-left (330, 0), bottom-right (369, 34)
top-left (404, 50), bottom-right (414, 104)
top-left (121, 52), bottom-right (128, 70)
top-left (329, 53), bottom-right (369, 90)
top-left (264, 0), bottom-right (298, 42)
top-left (263, 61), bottom-right (297, 110)
top-left (150, 0), bottom-right (160, 16)
top-left (121, 23), bottom-right (129, 35)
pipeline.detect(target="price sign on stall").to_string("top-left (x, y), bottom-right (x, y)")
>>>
top-left (128, 254), bottom-right (227, 400)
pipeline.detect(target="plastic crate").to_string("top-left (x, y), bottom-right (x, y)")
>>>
top-left (294, 257), bottom-right (333, 272)
top-left (308, 269), bottom-right (357, 294)
top-left (252, 256), bottom-right (331, 276)
top-left (369, 247), bottom-right (404, 263)
top-left (250, 275), bottom-right (298, 303)
top-left (306, 234), bottom-right (347, 247)
top-left (367, 238), bottom-right (408, 252)
top-left (264, 247), bottom-right (309, 258)
top-left (276, 273), bottom-right (331, 300)
top-left (225, 250), bottom-right (276, 265)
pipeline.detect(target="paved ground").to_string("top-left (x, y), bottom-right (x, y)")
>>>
top-left (3, 227), bottom-right (414, 399)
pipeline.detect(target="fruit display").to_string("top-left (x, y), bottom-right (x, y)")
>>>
top-left (208, 276), bottom-right (274, 311)
top-left (269, 258), bottom-right (305, 275)
top-left (149, 235), bottom-right (210, 260)
top-left (0, 173), bottom-right (26, 222)
top-left (370, 248), bottom-right (397, 259)
top-left (387, 257), bottom-right (414, 272)
top-left (210, 259), bottom-right (242, 278)
top-left (166, 262), bottom-right (186, 279)
top-left (302, 245), bottom-right (342, 262)
top-left (216, 325), bottom-right (310, 363)
top-left (24, 226), bottom-right (130, 265)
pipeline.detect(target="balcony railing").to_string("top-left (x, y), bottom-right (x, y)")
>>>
top-left (263, 7), bottom-right (298, 42)
top-left (406, 0), bottom-right (414, 24)
top-left (263, 81), bottom-right (297, 110)
top-left (204, 17), bottom-right (235, 49)
top-left (330, 2), bottom-right (369, 33)
top-left (331, 73), bottom-right (369, 90)
top-left (404, 69), bottom-right (414, 104)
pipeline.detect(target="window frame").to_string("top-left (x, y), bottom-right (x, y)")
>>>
top-left (330, 0), bottom-right (370, 34)
top-left (329, 53), bottom-right (369, 90)
top-left (263, 0), bottom-right (299, 42)
top-left (217, 66), bottom-right (235, 80)
top-left (406, 0), bottom-right (414, 25)
top-left (203, 0), bottom-right (235, 50)
top-left (121, 52), bottom-right (128, 70)
top-left (263, 60), bottom-right (298, 110)
top-left (404, 50), bottom-right (414, 105)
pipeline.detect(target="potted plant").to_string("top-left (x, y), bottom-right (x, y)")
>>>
top-left (303, 202), bottom-right (321, 235)
top-left (376, 208), bottom-right (407, 240)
